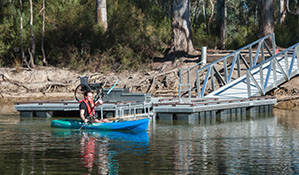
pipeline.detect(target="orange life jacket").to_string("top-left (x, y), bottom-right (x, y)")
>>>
top-left (79, 99), bottom-right (95, 117)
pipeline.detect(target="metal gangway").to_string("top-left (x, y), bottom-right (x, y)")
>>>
top-left (179, 33), bottom-right (299, 100)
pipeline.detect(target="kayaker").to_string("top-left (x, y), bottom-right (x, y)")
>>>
top-left (79, 91), bottom-right (111, 123)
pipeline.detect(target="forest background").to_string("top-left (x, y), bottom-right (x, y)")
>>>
top-left (1, 0), bottom-right (299, 72)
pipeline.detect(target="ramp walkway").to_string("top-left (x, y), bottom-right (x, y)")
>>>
top-left (208, 44), bottom-right (299, 98)
top-left (179, 33), bottom-right (299, 100)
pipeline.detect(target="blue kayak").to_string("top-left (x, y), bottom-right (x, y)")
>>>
top-left (51, 118), bottom-right (149, 131)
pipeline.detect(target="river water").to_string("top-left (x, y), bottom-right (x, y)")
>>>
top-left (0, 109), bottom-right (299, 174)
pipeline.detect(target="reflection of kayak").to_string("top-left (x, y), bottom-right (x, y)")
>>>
top-left (52, 129), bottom-right (149, 143)
top-left (52, 129), bottom-right (149, 158)
top-left (85, 130), bottom-right (149, 143)
top-left (51, 118), bottom-right (149, 131)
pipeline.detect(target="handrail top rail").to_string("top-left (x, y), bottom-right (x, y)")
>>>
top-left (246, 42), bottom-right (299, 72)
top-left (191, 33), bottom-right (275, 72)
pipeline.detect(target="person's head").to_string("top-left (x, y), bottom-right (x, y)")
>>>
top-left (84, 91), bottom-right (93, 101)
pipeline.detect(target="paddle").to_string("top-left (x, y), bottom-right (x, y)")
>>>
top-left (107, 79), bottom-right (119, 95)
top-left (102, 79), bottom-right (119, 102)
top-left (79, 115), bottom-right (92, 131)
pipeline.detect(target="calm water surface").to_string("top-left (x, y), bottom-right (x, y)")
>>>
top-left (0, 109), bottom-right (299, 174)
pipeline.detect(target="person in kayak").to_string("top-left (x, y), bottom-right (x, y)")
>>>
top-left (79, 91), bottom-right (111, 123)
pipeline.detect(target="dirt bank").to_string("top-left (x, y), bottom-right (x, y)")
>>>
top-left (0, 57), bottom-right (198, 114)
top-left (268, 76), bottom-right (299, 111)
top-left (1, 52), bottom-right (298, 114)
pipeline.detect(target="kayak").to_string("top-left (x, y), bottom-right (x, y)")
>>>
top-left (51, 118), bottom-right (149, 131)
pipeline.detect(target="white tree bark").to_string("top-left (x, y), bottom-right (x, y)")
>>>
top-left (96, 0), bottom-right (108, 31)
top-left (279, 0), bottom-right (286, 24)
top-left (20, 0), bottom-right (29, 67)
top-left (171, 0), bottom-right (194, 54)
top-left (29, 0), bottom-right (36, 68)
top-left (41, 0), bottom-right (47, 66)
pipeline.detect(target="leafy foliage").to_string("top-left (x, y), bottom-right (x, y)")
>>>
top-left (0, 0), bottom-right (298, 72)
top-left (275, 14), bottom-right (299, 47)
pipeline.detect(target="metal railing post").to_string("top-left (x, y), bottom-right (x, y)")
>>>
top-left (259, 66), bottom-right (264, 94)
top-left (246, 71), bottom-right (251, 97)
top-left (101, 106), bottom-right (103, 120)
top-left (187, 70), bottom-right (191, 101)
top-left (285, 50), bottom-right (289, 80)
top-left (179, 69), bottom-right (182, 102)
top-left (201, 46), bottom-right (207, 65)
top-left (249, 46), bottom-right (253, 67)
top-left (196, 70), bottom-right (201, 98)
top-left (272, 34), bottom-right (276, 56)
top-left (224, 58), bottom-right (228, 83)
top-left (115, 107), bottom-right (118, 118)
top-left (237, 53), bottom-right (241, 77)
top-left (273, 59), bottom-right (277, 88)
top-left (261, 40), bottom-right (265, 61)
top-left (211, 66), bottom-right (215, 91)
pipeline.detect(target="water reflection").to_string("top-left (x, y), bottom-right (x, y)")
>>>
top-left (150, 111), bottom-right (299, 174)
top-left (275, 109), bottom-right (299, 129)
top-left (1, 111), bottom-right (299, 174)
top-left (0, 114), bottom-right (20, 124)
top-left (52, 129), bottom-right (149, 174)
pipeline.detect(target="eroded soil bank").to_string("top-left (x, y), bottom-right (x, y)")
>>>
top-left (1, 55), bottom-right (299, 114)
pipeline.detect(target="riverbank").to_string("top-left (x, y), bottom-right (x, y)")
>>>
top-left (1, 51), bottom-right (299, 114)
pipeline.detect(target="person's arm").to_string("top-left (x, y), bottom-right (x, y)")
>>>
top-left (95, 99), bottom-right (103, 106)
top-left (80, 109), bottom-right (88, 123)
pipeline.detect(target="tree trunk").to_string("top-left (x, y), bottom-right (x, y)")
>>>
top-left (259, 0), bottom-right (274, 45)
top-left (201, 0), bottom-right (207, 31)
top-left (29, 0), bottom-right (35, 68)
top-left (171, 0), bottom-right (194, 54)
top-left (20, 0), bottom-right (29, 68)
top-left (217, 0), bottom-right (226, 50)
top-left (207, 0), bottom-right (215, 35)
top-left (96, 0), bottom-right (108, 31)
top-left (41, 0), bottom-right (47, 66)
top-left (254, 0), bottom-right (258, 27)
top-left (279, 0), bottom-right (286, 24)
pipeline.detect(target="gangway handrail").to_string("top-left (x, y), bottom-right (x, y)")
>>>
top-left (178, 33), bottom-right (276, 100)
top-left (246, 42), bottom-right (299, 97)
top-left (193, 33), bottom-right (275, 71)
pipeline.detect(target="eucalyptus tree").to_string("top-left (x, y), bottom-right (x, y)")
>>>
top-left (29, 0), bottom-right (35, 68)
top-left (217, 0), bottom-right (226, 49)
top-left (96, 0), bottom-right (108, 31)
top-left (259, 0), bottom-right (274, 44)
top-left (20, 0), bottom-right (29, 67)
top-left (171, 0), bottom-right (194, 55)
top-left (41, 0), bottom-right (47, 66)
top-left (279, 0), bottom-right (286, 24)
